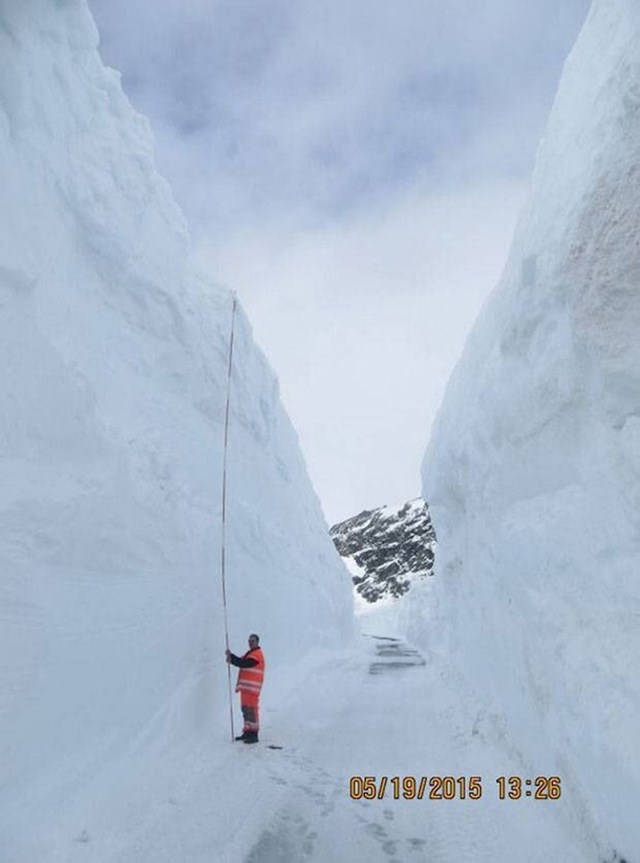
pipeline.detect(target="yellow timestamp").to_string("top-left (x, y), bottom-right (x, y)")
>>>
top-left (496, 776), bottom-right (562, 800)
top-left (349, 775), bottom-right (483, 801)
top-left (348, 775), bottom-right (562, 801)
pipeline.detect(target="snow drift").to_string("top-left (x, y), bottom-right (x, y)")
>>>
top-left (418, 1), bottom-right (640, 858)
top-left (0, 1), bottom-right (351, 856)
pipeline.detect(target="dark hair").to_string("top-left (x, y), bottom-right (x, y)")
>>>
top-left (249, 633), bottom-right (260, 643)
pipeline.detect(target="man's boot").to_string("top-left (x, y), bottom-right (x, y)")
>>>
top-left (243, 731), bottom-right (258, 744)
top-left (235, 732), bottom-right (247, 741)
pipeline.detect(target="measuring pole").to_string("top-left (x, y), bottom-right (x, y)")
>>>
top-left (220, 293), bottom-right (238, 741)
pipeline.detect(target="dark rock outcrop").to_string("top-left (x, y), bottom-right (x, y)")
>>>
top-left (330, 498), bottom-right (436, 603)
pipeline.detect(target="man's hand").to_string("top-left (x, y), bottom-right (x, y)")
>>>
top-left (225, 649), bottom-right (231, 663)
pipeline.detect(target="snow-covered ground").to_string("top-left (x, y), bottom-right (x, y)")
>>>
top-left (4, 626), bottom-right (596, 863)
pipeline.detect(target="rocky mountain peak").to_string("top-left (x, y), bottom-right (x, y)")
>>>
top-left (330, 498), bottom-right (436, 603)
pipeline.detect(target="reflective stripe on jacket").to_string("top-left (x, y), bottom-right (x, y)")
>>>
top-left (236, 647), bottom-right (265, 695)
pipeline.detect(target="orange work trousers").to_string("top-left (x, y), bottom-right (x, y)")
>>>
top-left (240, 690), bottom-right (260, 733)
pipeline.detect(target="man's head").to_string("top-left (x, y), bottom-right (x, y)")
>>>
top-left (248, 633), bottom-right (260, 649)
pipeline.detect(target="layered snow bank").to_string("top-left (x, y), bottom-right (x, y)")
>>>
top-left (0, 1), bottom-right (351, 856)
top-left (419, 0), bottom-right (640, 859)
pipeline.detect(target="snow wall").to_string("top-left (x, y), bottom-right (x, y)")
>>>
top-left (0, 0), bottom-right (352, 850)
top-left (414, 1), bottom-right (640, 858)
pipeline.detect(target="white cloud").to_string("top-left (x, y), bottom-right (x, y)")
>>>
top-left (89, 0), bottom-right (590, 232)
top-left (198, 177), bottom-right (527, 521)
top-left (87, 0), bottom-right (590, 521)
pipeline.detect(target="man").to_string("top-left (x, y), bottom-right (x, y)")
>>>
top-left (225, 633), bottom-right (265, 744)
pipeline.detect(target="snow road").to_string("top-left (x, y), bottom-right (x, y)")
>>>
top-left (48, 634), bottom-right (594, 863)
top-left (237, 637), bottom-right (591, 863)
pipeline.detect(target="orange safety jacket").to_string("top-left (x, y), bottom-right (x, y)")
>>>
top-left (235, 647), bottom-right (265, 696)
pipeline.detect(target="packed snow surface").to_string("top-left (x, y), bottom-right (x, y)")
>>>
top-left (20, 632), bottom-right (587, 863)
top-left (420, 0), bottom-right (640, 859)
top-left (0, 1), bottom-right (351, 857)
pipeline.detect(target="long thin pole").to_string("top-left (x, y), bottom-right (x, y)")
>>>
top-left (221, 293), bottom-right (238, 741)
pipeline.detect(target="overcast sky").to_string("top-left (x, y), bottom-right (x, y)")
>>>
top-left (88, 0), bottom-right (591, 524)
